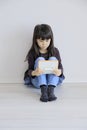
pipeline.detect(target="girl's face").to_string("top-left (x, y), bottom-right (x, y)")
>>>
top-left (36, 38), bottom-right (51, 50)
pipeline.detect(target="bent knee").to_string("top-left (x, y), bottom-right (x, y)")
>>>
top-left (48, 56), bottom-right (57, 60)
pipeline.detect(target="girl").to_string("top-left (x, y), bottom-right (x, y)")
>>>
top-left (24, 24), bottom-right (65, 102)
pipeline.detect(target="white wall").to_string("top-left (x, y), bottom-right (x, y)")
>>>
top-left (0, 0), bottom-right (87, 83)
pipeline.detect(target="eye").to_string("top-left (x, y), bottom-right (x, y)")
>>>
top-left (39, 39), bottom-right (43, 42)
top-left (46, 39), bottom-right (49, 42)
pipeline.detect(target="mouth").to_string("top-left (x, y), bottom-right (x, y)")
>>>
top-left (42, 46), bottom-right (46, 48)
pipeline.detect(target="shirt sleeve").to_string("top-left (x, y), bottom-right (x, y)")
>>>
top-left (27, 51), bottom-right (35, 77)
top-left (55, 48), bottom-right (64, 75)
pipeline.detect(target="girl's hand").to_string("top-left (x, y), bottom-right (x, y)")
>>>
top-left (32, 68), bottom-right (43, 76)
top-left (53, 69), bottom-right (62, 76)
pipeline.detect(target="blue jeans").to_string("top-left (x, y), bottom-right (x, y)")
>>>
top-left (24, 56), bottom-right (63, 88)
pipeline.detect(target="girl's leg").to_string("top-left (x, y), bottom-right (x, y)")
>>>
top-left (31, 57), bottom-right (47, 88)
top-left (31, 57), bottom-right (48, 102)
top-left (47, 57), bottom-right (59, 86)
top-left (48, 56), bottom-right (65, 86)
top-left (47, 57), bottom-right (59, 101)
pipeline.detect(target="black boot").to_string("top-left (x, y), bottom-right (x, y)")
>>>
top-left (48, 85), bottom-right (57, 101)
top-left (40, 85), bottom-right (48, 102)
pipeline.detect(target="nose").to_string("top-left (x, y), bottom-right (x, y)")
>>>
top-left (42, 40), bottom-right (46, 44)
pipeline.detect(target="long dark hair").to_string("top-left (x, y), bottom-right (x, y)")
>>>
top-left (26, 24), bottom-right (55, 60)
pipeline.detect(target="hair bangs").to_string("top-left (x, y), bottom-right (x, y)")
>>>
top-left (37, 32), bottom-right (52, 40)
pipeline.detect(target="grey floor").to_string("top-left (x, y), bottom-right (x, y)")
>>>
top-left (0, 83), bottom-right (87, 130)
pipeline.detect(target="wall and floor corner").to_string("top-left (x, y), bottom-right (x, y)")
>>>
top-left (0, 0), bottom-right (87, 83)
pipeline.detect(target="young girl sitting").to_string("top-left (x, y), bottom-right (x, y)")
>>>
top-left (24, 24), bottom-right (65, 102)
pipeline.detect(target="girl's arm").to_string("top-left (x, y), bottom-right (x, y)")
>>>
top-left (28, 50), bottom-right (44, 77)
top-left (54, 48), bottom-right (64, 76)
top-left (28, 51), bottom-right (35, 77)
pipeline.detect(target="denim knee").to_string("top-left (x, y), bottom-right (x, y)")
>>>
top-left (34, 57), bottom-right (45, 69)
top-left (35, 57), bottom-right (45, 63)
top-left (48, 56), bottom-right (57, 60)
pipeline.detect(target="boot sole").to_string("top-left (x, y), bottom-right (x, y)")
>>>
top-left (48, 97), bottom-right (57, 101)
top-left (40, 98), bottom-right (48, 102)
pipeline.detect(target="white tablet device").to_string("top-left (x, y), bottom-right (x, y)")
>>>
top-left (38, 60), bottom-right (58, 74)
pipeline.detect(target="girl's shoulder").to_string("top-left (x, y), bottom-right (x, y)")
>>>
top-left (54, 47), bottom-right (59, 53)
top-left (29, 49), bottom-right (35, 55)
top-left (54, 47), bottom-right (61, 60)
top-left (26, 49), bottom-right (35, 61)
top-left (29, 49), bottom-right (38, 60)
